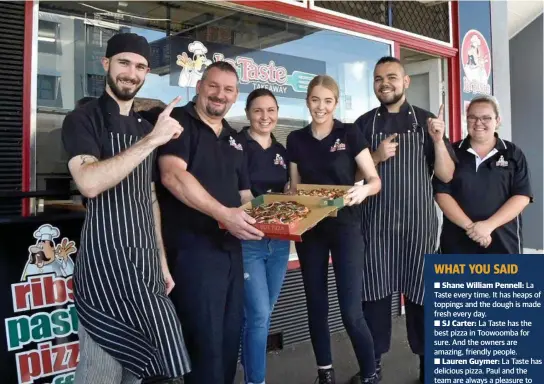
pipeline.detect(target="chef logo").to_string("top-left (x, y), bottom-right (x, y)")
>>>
top-left (330, 139), bottom-right (346, 152)
top-left (274, 154), bottom-right (287, 169)
top-left (461, 29), bottom-right (492, 95)
top-left (496, 155), bottom-right (508, 167)
top-left (229, 136), bottom-right (243, 151)
top-left (176, 41), bottom-right (213, 88)
top-left (21, 224), bottom-right (76, 281)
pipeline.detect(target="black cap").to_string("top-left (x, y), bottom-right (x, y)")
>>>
top-left (105, 33), bottom-right (151, 67)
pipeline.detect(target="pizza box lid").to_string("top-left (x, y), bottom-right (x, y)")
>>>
top-left (295, 184), bottom-right (353, 208)
top-left (219, 194), bottom-right (338, 242)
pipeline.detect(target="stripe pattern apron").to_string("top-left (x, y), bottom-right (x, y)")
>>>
top-left (362, 105), bottom-right (438, 306)
top-left (74, 125), bottom-right (191, 379)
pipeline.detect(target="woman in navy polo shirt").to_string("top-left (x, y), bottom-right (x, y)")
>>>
top-left (434, 95), bottom-right (533, 254)
top-left (286, 75), bottom-right (382, 384)
top-left (238, 88), bottom-right (291, 384)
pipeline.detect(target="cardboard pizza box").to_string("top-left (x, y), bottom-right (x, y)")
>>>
top-left (219, 194), bottom-right (338, 242)
top-left (295, 184), bottom-right (353, 209)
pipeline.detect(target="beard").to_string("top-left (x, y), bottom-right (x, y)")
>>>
top-left (377, 86), bottom-right (405, 106)
top-left (106, 70), bottom-right (144, 101)
top-left (204, 96), bottom-right (228, 117)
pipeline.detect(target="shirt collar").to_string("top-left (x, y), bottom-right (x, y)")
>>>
top-left (377, 99), bottom-right (411, 118)
top-left (242, 126), bottom-right (279, 145)
top-left (305, 119), bottom-right (345, 135)
top-left (458, 132), bottom-right (508, 152)
top-left (98, 91), bottom-right (135, 116)
top-left (183, 101), bottom-right (235, 139)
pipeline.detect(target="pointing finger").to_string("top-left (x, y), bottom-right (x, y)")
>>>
top-left (437, 104), bottom-right (445, 121)
top-left (161, 96), bottom-right (182, 117)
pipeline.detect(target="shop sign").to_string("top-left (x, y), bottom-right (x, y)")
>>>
top-left (458, 1), bottom-right (494, 137)
top-left (1, 220), bottom-right (83, 384)
top-left (168, 37), bottom-right (326, 99)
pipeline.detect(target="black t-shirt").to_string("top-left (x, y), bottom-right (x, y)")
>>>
top-left (237, 127), bottom-right (289, 198)
top-left (61, 92), bottom-right (157, 208)
top-left (286, 119), bottom-right (369, 224)
top-left (354, 101), bottom-right (456, 174)
top-left (433, 134), bottom-right (533, 252)
top-left (156, 102), bottom-right (250, 243)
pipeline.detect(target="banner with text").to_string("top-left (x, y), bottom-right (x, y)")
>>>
top-left (168, 37), bottom-right (326, 99)
top-left (458, 0), bottom-right (494, 137)
top-left (425, 254), bottom-right (544, 384)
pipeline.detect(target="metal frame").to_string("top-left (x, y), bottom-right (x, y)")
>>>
top-left (23, 0), bottom-right (39, 215)
top-left (309, 0), bottom-right (454, 47)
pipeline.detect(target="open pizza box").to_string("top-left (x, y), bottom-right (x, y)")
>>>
top-left (219, 194), bottom-right (339, 242)
top-left (295, 184), bottom-right (353, 209)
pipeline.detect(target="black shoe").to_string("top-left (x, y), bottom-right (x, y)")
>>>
top-left (361, 373), bottom-right (379, 384)
top-left (315, 368), bottom-right (335, 384)
top-left (419, 356), bottom-right (425, 384)
top-left (349, 359), bottom-right (382, 384)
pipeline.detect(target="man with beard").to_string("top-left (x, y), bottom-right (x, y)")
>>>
top-left (156, 61), bottom-right (264, 384)
top-left (352, 56), bottom-right (455, 384)
top-left (62, 33), bottom-right (191, 384)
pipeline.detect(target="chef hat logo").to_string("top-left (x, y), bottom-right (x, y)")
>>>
top-left (470, 34), bottom-right (481, 46)
top-left (33, 224), bottom-right (60, 242)
top-left (188, 41), bottom-right (208, 55)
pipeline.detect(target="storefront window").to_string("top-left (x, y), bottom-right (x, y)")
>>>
top-left (35, 1), bottom-right (390, 192)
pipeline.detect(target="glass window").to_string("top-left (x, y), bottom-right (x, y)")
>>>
top-left (35, 1), bottom-right (391, 193)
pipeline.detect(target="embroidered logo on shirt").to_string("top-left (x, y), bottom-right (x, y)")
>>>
top-left (330, 139), bottom-right (346, 152)
top-left (274, 154), bottom-right (287, 169)
top-left (229, 136), bottom-right (243, 151)
top-left (496, 155), bottom-right (508, 167)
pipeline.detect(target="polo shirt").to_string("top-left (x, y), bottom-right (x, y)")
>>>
top-left (237, 127), bottom-right (289, 198)
top-left (286, 119), bottom-right (369, 224)
top-left (433, 134), bottom-right (533, 253)
top-left (156, 102), bottom-right (250, 241)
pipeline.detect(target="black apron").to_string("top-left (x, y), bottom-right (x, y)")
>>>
top-left (73, 108), bottom-right (191, 379)
top-left (362, 105), bottom-right (438, 306)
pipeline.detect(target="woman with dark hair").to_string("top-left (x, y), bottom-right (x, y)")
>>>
top-left (434, 95), bottom-right (533, 253)
top-left (238, 88), bottom-right (290, 384)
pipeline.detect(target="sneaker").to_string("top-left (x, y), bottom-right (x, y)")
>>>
top-left (314, 368), bottom-right (335, 384)
top-left (361, 373), bottom-right (379, 384)
top-left (349, 360), bottom-right (382, 384)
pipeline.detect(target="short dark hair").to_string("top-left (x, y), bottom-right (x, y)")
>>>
top-left (201, 61), bottom-right (239, 83)
top-left (376, 56), bottom-right (403, 67)
top-left (245, 88), bottom-right (278, 111)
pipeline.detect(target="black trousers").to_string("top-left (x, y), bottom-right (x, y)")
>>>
top-left (362, 295), bottom-right (424, 358)
top-left (295, 220), bottom-right (376, 378)
top-left (167, 233), bottom-right (244, 384)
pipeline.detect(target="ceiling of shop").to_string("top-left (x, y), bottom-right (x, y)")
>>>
top-left (507, 0), bottom-right (543, 38)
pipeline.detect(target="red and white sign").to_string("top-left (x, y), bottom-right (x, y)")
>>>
top-left (461, 29), bottom-right (492, 95)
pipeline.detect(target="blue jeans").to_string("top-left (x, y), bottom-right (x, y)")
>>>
top-left (241, 238), bottom-right (290, 384)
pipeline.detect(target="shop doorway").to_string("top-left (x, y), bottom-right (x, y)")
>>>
top-left (400, 47), bottom-right (447, 249)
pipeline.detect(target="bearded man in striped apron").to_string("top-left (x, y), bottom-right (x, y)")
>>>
top-left (62, 33), bottom-right (191, 384)
top-left (352, 56), bottom-right (456, 384)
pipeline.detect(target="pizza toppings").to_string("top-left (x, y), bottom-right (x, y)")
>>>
top-left (245, 201), bottom-right (310, 224)
top-left (296, 188), bottom-right (347, 200)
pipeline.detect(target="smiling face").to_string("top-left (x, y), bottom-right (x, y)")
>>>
top-left (467, 101), bottom-right (500, 144)
top-left (246, 95), bottom-right (278, 135)
top-left (306, 85), bottom-right (337, 126)
top-left (102, 52), bottom-right (149, 102)
top-left (196, 67), bottom-right (239, 118)
top-left (373, 61), bottom-right (410, 106)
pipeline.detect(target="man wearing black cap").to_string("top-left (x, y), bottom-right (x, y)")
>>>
top-left (62, 33), bottom-right (191, 384)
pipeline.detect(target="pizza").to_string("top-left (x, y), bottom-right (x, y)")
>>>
top-left (245, 201), bottom-right (310, 224)
top-left (296, 188), bottom-right (347, 200)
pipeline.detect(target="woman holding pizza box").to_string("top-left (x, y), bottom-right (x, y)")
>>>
top-left (237, 88), bottom-right (291, 384)
top-left (286, 75), bottom-right (382, 384)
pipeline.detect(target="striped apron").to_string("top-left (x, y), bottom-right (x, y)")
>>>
top-left (74, 116), bottom-right (191, 380)
top-left (362, 105), bottom-right (439, 306)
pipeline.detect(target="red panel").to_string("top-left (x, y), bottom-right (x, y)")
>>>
top-left (230, 0), bottom-right (457, 58)
top-left (22, 1), bottom-right (34, 216)
top-left (448, 1), bottom-right (462, 142)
